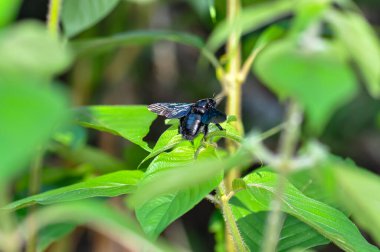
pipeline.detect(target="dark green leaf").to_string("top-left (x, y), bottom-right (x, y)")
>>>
top-left (0, 21), bottom-right (72, 77)
top-left (76, 106), bottom-right (157, 151)
top-left (327, 10), bottom-right (380, 98)
top-left (254, 39), bottom-right (357, 132)
top-left (135, 146), bottom-right (222, 238)
top-left (231, 171), bottom-right (379, 252)
top-left (5, 170), bottom-right (143, 210)
top-left (0, 83), bottom-right (68, 182)
top-left (318, 160), bottom-right (380, 246)
top-left (37, 223), bottom-right (77, 252)
top-left (62, 0), bottom-right (120, 37)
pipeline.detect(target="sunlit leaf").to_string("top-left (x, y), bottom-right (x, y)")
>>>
top-left (0, 0), bottom-right (21, 27)
top-left (5, 170), bottom-right (143, 210)
top-left (62, 0), bottom-right (120, 37)
top-left (0, 83), bottom-right (68, 182)
top-left (231, 171), bottom-right (379, 252)
top-left (76, 106), bottom-right (157, 151)
top-left (135, 146), bottom-right (222, 238)
top-left (327, 10), bottom-right (380, 98)
top-left (254, 39), bottom-right (357, 132)
top-left (318, 160), bottom-right (380, 246)
top-left (0, 21), bottom-right (72, 77)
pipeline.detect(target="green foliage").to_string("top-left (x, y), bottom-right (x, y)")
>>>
top-left (0, 0), bottom-right (21, 28)
top-left (0, 83), bottom-right (68, 182)
top-left (231, 170), bottom-right (379, 252)
top-left (37, 223), bottom-right (77, 252)
top-left (254, 39), bottom-right (357, 132)
top-left (135, 146), bottom-right (222, 238)
top-left (62, 0), bottom-right (120, 37)
top-left (5, 170), bottom-right (143, 210)
top-left (76, 106), bottom-right (157, 151)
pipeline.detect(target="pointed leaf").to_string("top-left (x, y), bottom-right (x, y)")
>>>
top-left (5, 170), bottom-right (143, 210)
top-left (76, 106), bottom-right (157, 151)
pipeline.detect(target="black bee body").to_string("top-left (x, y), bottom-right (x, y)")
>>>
top-left (148, 98), bottom-right (226, 140)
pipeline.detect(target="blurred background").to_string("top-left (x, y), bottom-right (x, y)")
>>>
top-left (9, 0), bottom-right (380, 251)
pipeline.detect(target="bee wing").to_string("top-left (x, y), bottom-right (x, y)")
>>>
top-left (148, 103), bottom-right (193, 118)
top-left (202, 108), bottom-right (227, 124)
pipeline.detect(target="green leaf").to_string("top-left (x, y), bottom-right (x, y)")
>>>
top-left (27, 200), bottom-right (173, 252)
top-left (0, 0), bottom-right (21, 27)
top-left (318, 160), bottom-right (380, 246)
top-left (5, 170), bottom-right (143, 210)
top-left (230, 210), bottom-right (329, 251)
top-left (327, 10), bottom-right (380, 98)
top-left (76, 106), bottom-right (157, 151)
top-left (254, 39), bottom-right (358, 132)
top-left (206, 0), bottom-right (296, 52)
top-left (62, 0), bottom-right (120, 37)
top-left (135, 146), bottom-right (222, 238)
top-left (209, 211), bottom-right (226, 252)
top-left (0, 21), bottom-right (72, 77)
top-left (37, 223), bottom-right (77, 252)
top-left (0, 83), bottom-right (68, 182)
top-left (231, 171), bottom-right (379, 252)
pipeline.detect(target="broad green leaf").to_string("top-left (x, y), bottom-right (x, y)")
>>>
top-left (230, 210), bottom-right (329, 251)
top-left (206, 0), bottom-right (296, 52)
top-left (37, 223), bottom-right (77, 252)
top-left (254, 39), bottom-right (357, 132)
top-left (25, 201), bottom-right (173, 252)
top-left (318, 160), bottom-right (380, 246)
top-left (0, 21), bottom-right (72, 77)
top-left (0, 83), bottom-right (68, 182)
top-left (0, 0), bottom-right (21, 27)
top-left (135, 146), bottom-right (222, 238)
top-left (62, 0), bottom-right (120, 37)
top-left (72, 30), bottom-right (220, 68)
top-left (76, 106), bottom-right (157, 151)
top-left (231, 171), bottom-right (379, 252)
top-left (5, 170), bottom-right (143, 210)
top-left (327, 10), bottom-right (380, 98)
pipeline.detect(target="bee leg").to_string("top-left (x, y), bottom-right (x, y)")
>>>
top-left (215, 123), bottom-right (224, 131)
top-left (203, 124), bottom-right (209, 139)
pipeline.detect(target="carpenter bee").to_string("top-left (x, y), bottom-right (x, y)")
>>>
top-left (148, 98), bottom-right (227, 140)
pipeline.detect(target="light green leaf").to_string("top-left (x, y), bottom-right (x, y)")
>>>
top-left (0, 21), bottom-right (72, 77)
top-left (5, 170), bottom-right (143, 210)
top-left (135, 146), bottom-right (222, 238)
top-left (0, 83), bottom-right (68, 182)
top-left (326, 10), bottom-right (380, 98)
top-left (26, 201), bottom-right (173, 252)
top-left (62, 0), bottom-right (120, 37)
top-left (318, 160), bottom-right (380, 246)
top-left (206, 0), bottom-right (296, 52)
top-left (254, 39), bottom-right (358, 132)
top-left (231, 171), bottom-right (379, 252)
top-left (37, 223), bottom-right (77, 252)
top-left (230, 210), bottom-right (329, 251)
top-left (76, 106), bottom-right (157, 151)
top-left (0, 0), bottom-right (21, 27)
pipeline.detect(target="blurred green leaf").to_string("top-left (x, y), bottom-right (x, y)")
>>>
top-left (0, 83), bottom-right (68, 182)
top-left (318, 160), bottom-right (380, 246)
top-left (0, 21), bottom-right (72, 77)
top-left (209, 211), bottom-right (226, 252)
top-left (230, 209), bottom-right (329, 251)
top-left (206, 0), bottom-right (295, 52)
top-left (231, 171), bottom-right (379, 252)
top-left (62, 0), bottom-right (120, 37)
top-left (135, 146), bottom-right (222, 238)
top-left (37, 223), bottom-right (77, 252)
top-left (76, 106), bottom-right (157, 151)
top-left (5, 170), bottom-right (143, 210)
top-left (254, 39), bottom-right (357, 132)
top-left (327, 10), bottom-right (380, 98)
top-left (0, 0), bottom-right (21, 28)
top-left (28, 201), bottom-right (173, 252)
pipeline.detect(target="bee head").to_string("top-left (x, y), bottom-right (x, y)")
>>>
top-left (196, 98), bottom-right (216, 109)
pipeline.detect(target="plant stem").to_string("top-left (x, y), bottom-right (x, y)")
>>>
top-left (261, 101), bottom-right (302, 252)
top-left (217, 182), bottom-right (248, 252)
top-left (47, 0), bottom-right (63, 37)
